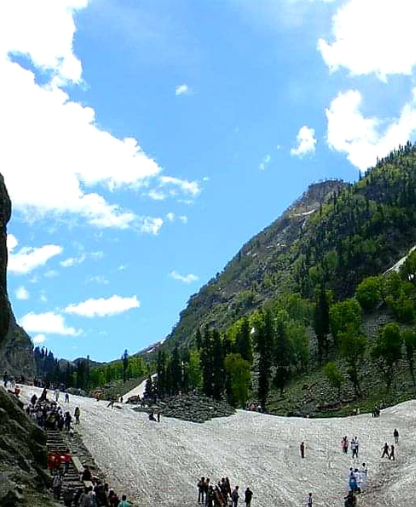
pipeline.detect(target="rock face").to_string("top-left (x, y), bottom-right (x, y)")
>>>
top-left (133, 393), bottom-right (236, 423)
top-left (0, 387), bottom-right (55, 507)
top-left (0, 174), bottom-right (35, 377)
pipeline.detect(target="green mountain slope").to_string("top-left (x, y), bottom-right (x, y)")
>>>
top-left (158, 143), bottom-right (416, 355)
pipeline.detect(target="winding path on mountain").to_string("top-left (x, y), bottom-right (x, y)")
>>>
top-left (22, 386), bottom-right (415, 506)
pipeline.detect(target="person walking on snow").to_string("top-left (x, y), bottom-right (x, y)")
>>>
top-left (394, 429), bottom-right (399, 444)
top-left (306, 492), bottom-right (313, 506)
top-left (231, 486), bottom-right (239, 507)
top-left (389, 444), bottom-right (395, 460)
top-left (74, 406), bottom-right (80, 424)
top-left (300, 441), bottom-right (305, 458)
top-left (244, 487), bottom-right (253, 507)
top-left (381, 443), bottom-right (389, 458)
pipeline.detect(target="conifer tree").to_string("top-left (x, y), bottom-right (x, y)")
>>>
top-left (314, 285), bottom-right (330, 360)
top-left (200, 328), bottom-right (214, 397)
top-left (122, 349), bottom-right (129, 383)
top-left (156, 350), bottom-right (167, 398)
top-left (235, 316), bottom-right (253, 364)
top-left (273, 311), bottom-right (292, 396)
top-left (256, 309), bottom-right (274, 409)
top-left (212, 330), bottom-right (225, 400)
top-left (195, 328), bottom-right (202, 350)
top-left (170, 346), bottom-right (182, 395)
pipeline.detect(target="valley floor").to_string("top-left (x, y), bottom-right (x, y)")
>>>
top-left (21, 386), bottom-right (416, 506)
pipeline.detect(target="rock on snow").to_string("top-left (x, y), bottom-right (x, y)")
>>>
top-left (22, 386), bottom-right (415, 506)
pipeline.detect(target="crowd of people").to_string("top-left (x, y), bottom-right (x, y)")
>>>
top-left (197, 477), bottom-right (253, 507)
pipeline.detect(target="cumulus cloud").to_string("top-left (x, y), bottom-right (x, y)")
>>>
top-left (175, 84), bottom-right (190, 95)
top-left (87, 275), bottom-right (109, 285)
top-left (64, 295), bottom-right (140, 317)
top-left (179, 215), bottom-right (188, 224)
top-left (318, 0), bottom-right (416, 80)
top-left (169, 270), bottom-right (199, 284)
top-left (20, 311), bottom-right (79, 335)
top-left (33, 334), bottom-right (46, 344)
top-left (9, 241), bottom-right (63, 275)
top-left (15, 286), bottom-right (29, 300)
top-left (291, 126), bottom-right (317, 157)
top-left (259, 154), bottom-right (271, 171)
top-left (326, 89), bottom-right (416, 171)
top-left (166, 212), bottom-right (175, 222)
top-left (0, 0), bottom-right (197, 232)
top-left (7, 234), bottom-right (18, 253)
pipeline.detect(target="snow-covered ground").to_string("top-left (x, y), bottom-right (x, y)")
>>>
top-left (20, 386), bottom-right (415, 506)
top-left (124, 374), bottom-right (156, 400)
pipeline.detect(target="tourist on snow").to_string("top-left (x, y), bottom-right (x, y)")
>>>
top-left (40, 387), bottom-right (48, 402)
top-left (157, 411), bottom-right (161, 422)
top-left (394, 429), bottom-right (399, 444)
top-left (244, 487), bottom-right (253, 507)
top-left (119, 494), bottom-right (130, 507)
top-left (55, 388), bottom-right (60, 402)
top-left (306, 492), bottom-right (313, 506)
top-left (148, 411), bottom-right (156, 421)
top-left (231, 486), bottom-right (239, 507)
top-left (225, 477), bottom-right (231, 497)
top-left (64, 411), bottom-right (72, 431)
top-left (107, 397), bottom-right (116, 409)
top-left (65, 392), bottom-right (70, 403)
top-left (381, 443), bottom-right (389, 458)
top-left (359, 463), bottom-right (367, 490)
top-left (3, 371), bottom-right (8, 387)
top-left (389, 444), bottom-right (395, 460)
top-left (342, 436), bottom-right (349, 454)
top-left (300, 441), bottom-right (305, 458)
top-left (30, 393), bottom-right (37, 406)
top-left (74, 406), bottom-right (80, 424)
top-left (344, 490), bottom-right (357, 507)
top-left (198, 477), bottom-right (206, 504)
top-left (349, 471), bottom-right (357, 493)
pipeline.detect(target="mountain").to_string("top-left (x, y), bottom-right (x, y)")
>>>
top-left (0, 175), bottom-right (34, 377)
top-left (153, 143), bottom-right (416, 355)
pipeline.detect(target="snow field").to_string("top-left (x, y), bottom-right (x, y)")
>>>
top-left (21, 386), bottom-right (416, 506)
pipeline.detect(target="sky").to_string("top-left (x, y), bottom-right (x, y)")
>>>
top-left (2, 0), bottom-right (416, 362)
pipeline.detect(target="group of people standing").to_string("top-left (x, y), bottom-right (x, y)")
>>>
top-left (197, 477), bottom-right (253, 507)
top-left (341, 436), bottom-right (360, 458)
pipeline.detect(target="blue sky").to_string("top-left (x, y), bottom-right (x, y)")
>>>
top-left (2, 0), bottom-right (416, 361)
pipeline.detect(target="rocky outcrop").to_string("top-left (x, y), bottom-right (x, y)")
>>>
top-left (134, 393), bottom-right (236, 423)
top-left (0, 387), bottom-right (55, 506)
top-left (0, 174), bottom-right (35, 377)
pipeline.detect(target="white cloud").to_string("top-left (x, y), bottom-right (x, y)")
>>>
top-left (169, 270), bottom-right (199, 284)
top-left (64, 295), bottom-right (140, 317)
top-left (160, 176), bottom-right (201, 197)
top-left (166, 212), bottom-right (175, 222)
top-left (175, 84), bottom-right (190, 96)
top-left (318, 0), bottom-right (416, 81)
top-left (33, 334), bottom-right (46, 344)
top-left (9, 243), bottom-right (62, 275)
top-left (326, 88), bottom-right (416, 171)
top-left (15, 286), bottom-right (29, 300)
top-left (259, 154), bottom-right (271, 171)
top-left (291, 126), bottom-right (317, 157)
top-left (39, 291), bottom-right (47, 303)
top-left (60, 254), bottom-right (86, 268)
top-left (20, 311), bottom-right (79, 336)
top-left (87, 275), bottom-right (109, 285)
top-left (140, 217), bottom-right (163, 235)
top-left (0, 0), bottom-right (197, 232)
top-left (179, 215), bottom-right (188, 224)
top-left (44, 269), bottom-right (59, 278)
top-left (7, 234), bottom-right (18, 253)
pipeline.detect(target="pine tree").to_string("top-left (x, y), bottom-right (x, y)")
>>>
top-left (195, 329), bottom-right (202, 350)
top-left (156, 350), bottom-right (167, 398)
top-left (235, 316), bottom-right (253, 364)
top-left (200, 328), bottom-right (214, 397)
top-left (273, 312), bottom-right (292, 396)
top-left (256, 309), bottom-right (274, 409)
top-left (171, 346), bottom-right (182, 395)
top-left (314, 285), bottom-right (330, 361)
top-left (212, 330), bottom-right (225, 400)
top-left (122, 349), bottom-right (129, 383)
top-left (144, 375), bottom-right (154, 400)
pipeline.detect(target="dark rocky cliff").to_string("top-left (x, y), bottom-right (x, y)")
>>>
top-left (0, 174), bottom-right (35, 377)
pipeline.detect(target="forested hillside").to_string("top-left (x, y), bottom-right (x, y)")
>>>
top-left (132, 142), bottom-right (416, 416)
